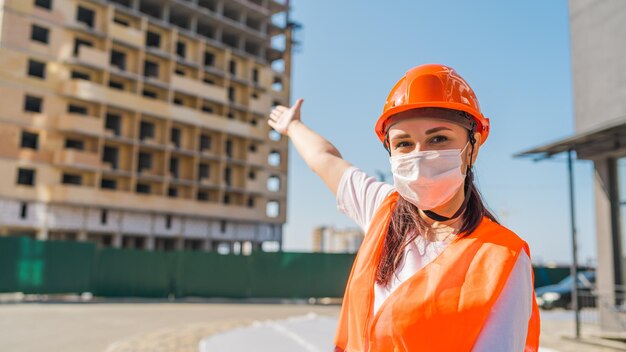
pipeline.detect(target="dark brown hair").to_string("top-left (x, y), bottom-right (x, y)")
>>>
top-left (375, 172), bottom-right (499, 286)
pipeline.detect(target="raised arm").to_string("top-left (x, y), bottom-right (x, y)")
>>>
top-left (268, 98), bottom-right (352, 197)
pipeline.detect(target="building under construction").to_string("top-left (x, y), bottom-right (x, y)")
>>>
top-left (0, 0), bottom-right (293, 253)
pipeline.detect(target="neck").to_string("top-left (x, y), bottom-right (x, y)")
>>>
top-left (418, 185), bottom-right (466, 227)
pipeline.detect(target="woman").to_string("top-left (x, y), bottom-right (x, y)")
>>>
top-left (268, 64), bottom-right (540, 352)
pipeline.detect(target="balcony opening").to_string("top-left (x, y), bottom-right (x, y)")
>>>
top-left (225, 139), bottom-right (233, 158)
top-left (247, 197), bottom-right (255, 208)
top-left (68, 104), bottom-right (88, 115)
top-left (139, 121), bottom-right (155, 140)
top-left (35, 0), bottom-right (52, 10)
top-left (267, 175), bottom-right (280, 192)
top-left (101, 178), bottom-right (117, 190)
top-left (201, 105), bottom-right (214, 114)
top-left (222, 32), bottom-right (239, 49)
top-left (17, 168), bottom-right (35, 186)
top-left (31, 25), bottom-right (49, 44)
top-left (198, 163), bottom-right (210, 179)
top-left (143, 60), bottom-right (159, 78)
top-left (76, 6), bottom-right (95, 29)
top-left (176, 41), bottom-right (186, 59)
top-left (269, 129), bottom-right (281, 141)
top-left (227, 112), bottom-right (234, 119)
top-left (27, 59), bottom-right (46, 79)
top-left (165, 215), bottom-right (172, 229)
top-left (62, 173), bottom-right (82, 185)
top-left (266, 201), bottom-right (279, 218)
top-left (103, 146), bottom-right (119, 169)
top-left (271, 58), bottom-right (285, 73)
top-left (110, 0), bottom-right (131, 7)
top-left (246, 16), bottom-right (263, 31)
top-left (268, 150), bottom-right (281, 166)
top-left (169, 157), bottom-right (179, 178)
top-left (169, 8), bottom-right (189, 30)
top-left (220, 220), bottom-right (227, 233)
top-left (252, 68), bottom-right (259, 84)
top-left (199, 134), bottom-right (211, 151)
top-left (142, 89), bottom-right (157, 99)
top-left (224, 167), bottom-right (232, 186)
top-left (170, 127), bottom-right (181, 147)
top-left (197, 22), bottom-right (215, 40)
top-left (198, 0), bottom-right (217, 12)
top-left (136, 183), bottom-right (150, 194)
top-left (20, 131), bottom-right (39, 150)
top-left (223, 6), bottom-right (240, 22)
top-left (223, 194), bottom-right (231, 204)
top-left (272, 77), bottom-right (283, 91)
top-left (137, 152), bottom-right (152, 172)
top-left (113, 17), bottom-right (129, 26)
top-left (108, 79), bottom-right (124, 90)
top-left (168, 187), bottom-right (177, 198)
top-left (204, 52), bottom-right (215, 67)
top-left (65, 138), bottom-right (85, 150)
top-left (203, 77), bottom-right (215, 85)
top-left (110, 50), bottom-right (127, 71)
top-left (248, 170), bottom-right (256, 180)
top-left (139, 0), bottom-right (161, 19)
top-left (146, 31), bottom-right (161, 49)
top-left (228, 60), bottom-right (237, 75)
top-left (249, 144), bottom-right (257, 152)
top-left (105, 113), bottom-right (122, 136)
top-left (244, 42), bottom-right (260, 56)
top-left (197, 191), bottom-right (208, 201)
top-left (228, 86), bottom-right (235, 102)
top-left (73, 38), bottom-right (93, 56)
top-left (71, 70), bottom-right (91, 81)
top-left (24, 95), bottom-right (42, 113)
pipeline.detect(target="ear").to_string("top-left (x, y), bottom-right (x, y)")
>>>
top-left (470, 132), bottom-right (481, 165)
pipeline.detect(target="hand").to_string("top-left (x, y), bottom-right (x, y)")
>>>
top-left (268, 98), bottom-right (304, 135)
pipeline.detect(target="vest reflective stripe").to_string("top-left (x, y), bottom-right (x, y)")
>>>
top-left (334, 191), bottom-right (541, 352)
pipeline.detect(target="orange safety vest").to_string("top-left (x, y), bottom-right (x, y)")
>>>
top-left (334, 192), bottom-right (540, 352)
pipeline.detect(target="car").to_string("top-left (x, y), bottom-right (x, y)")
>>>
top-left (535, 271), bottom-right (596, 310)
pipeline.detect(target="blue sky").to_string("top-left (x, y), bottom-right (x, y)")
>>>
top-left (280, 0), bottom-right (596, 266)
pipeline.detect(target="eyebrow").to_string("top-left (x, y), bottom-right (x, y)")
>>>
top-left (425, 126), bottom-right (452, 134)
top-left (390, 127), bottom-right (453, 141)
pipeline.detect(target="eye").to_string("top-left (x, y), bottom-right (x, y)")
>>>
top-left (393, 141), bottom-right (413, 149)
top-left (428, 135), bottom-right (449, 144)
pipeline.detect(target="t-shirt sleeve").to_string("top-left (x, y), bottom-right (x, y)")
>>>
top-left (472, 250), bottom-right (534, 352)
top-left (336, 166), bottom-right (395, 233)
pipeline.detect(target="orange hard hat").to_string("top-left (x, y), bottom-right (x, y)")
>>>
top-left (375, 64), bottom-right (490, 145)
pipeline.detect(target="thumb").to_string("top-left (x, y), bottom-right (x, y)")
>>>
top-left (292, 98), bottom-right (304, 111)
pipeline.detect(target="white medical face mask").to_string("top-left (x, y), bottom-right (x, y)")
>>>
top-left (389, 143), bottom-right (469, 210)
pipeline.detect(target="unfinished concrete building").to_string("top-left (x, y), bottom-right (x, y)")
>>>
top-left (0, 0), bottom-right (293, 253)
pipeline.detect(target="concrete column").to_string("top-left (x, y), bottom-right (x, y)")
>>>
top-left (112, 233), bottom-right (122, 248)
top-left (144, 235), bottom-right (155, 250)
top-left (594, 159), bottom-right (621, 332)
top-left (36, 227), bottom-right (48, 241)
top-left (162, 4), bottom-right (170, 22)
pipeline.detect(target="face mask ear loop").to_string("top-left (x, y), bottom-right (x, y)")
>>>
top-left (384, 129), bottom-right (391, 156)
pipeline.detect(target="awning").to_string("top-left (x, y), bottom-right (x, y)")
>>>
top-left (514, 118), bottom-right (626, 160)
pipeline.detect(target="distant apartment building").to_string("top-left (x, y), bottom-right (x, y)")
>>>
top-left (312, 226), bottom-right (364, 254)
top-left (0, 0), bottom-right (292, 253)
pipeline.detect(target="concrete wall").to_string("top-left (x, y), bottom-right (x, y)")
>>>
top-left (570, 0), bottom-right (626, 133)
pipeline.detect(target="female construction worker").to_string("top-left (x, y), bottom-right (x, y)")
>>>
top-left (268, 64), bottom-right (540, 352)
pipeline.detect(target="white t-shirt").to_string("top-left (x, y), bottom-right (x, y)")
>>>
top-left (336, 166), bottom-right (533, 352)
